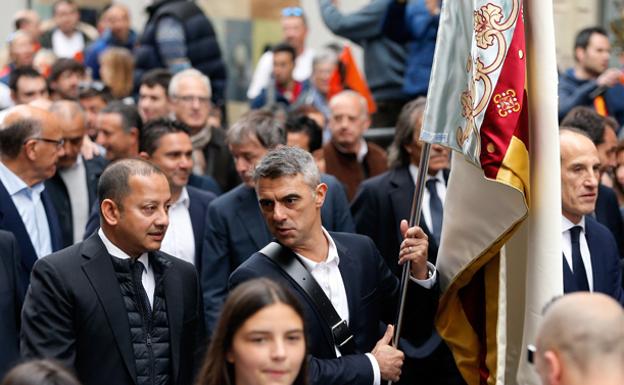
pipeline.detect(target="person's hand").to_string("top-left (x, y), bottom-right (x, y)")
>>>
top-left (371, 325), bottom-right (404, 382)
top-left (399, 219), bottom-right (429, 280)
top-left (80, 135), bottom-right (100, 160)
top-left (425, 0), bottom-right (441, 15)
top-left (596, 68), bottom-right (622, 88)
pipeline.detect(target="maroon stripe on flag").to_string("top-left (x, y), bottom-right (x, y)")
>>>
top-left (479, 8), bottom-right (528, 180)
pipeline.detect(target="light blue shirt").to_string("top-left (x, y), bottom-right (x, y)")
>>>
top-left (0, 161), bottom-right (52, 258)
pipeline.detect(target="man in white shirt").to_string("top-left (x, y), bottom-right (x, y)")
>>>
top-left (559, 127), bottom-right (623, 304)
top-left (0, 105), bottom-right (64, 290)
top-left (230, 146), bottom-right (438, 385)
top-left (40, 0), bottom-right (91, 59)
top-left (139, 118), bottom-right (216, 270)
top-left (247, 7), bottom-right (315, 100)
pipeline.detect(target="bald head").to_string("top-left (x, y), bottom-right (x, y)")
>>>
top-left (50, 100), bottom-right (86, 168)
top-left (535, 293), bottom-right (624, 385)
top-left (328, 90), bottom-right (370, 153)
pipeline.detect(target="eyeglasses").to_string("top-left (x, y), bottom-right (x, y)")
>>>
top-left (173, 95), bottom-right (211, 104)
top-left (78, 81), bottom-right (109, 95)
top-left (26, 137), bottom-right (65, 149)
top-left (281, 6), bottom-right (303, 17)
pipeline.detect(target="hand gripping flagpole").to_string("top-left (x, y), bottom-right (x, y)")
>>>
top-left (388, 142), bottom-right (432, 385)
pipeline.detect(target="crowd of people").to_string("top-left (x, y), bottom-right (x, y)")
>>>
top-left (0, 1), bottom-right (622, 385)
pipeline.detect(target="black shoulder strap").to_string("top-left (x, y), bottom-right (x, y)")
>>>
top-left (259, 241), bottom-right (356, 355)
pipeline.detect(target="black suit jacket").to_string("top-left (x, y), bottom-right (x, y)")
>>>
top-left (0, 180), bottom-right (63, 292)
top-left (20, 234), bottom-right (205, 385)
top-left (563, 216), bottom-right (624, 305)
top-left (229, 232), bottom-right (438, 385)
top-left (45, 155), bottom-right (107, 247)
top-left (595, 184), bottom-right (624, 258)
top-left (201, 175), bottom-right (355, 333)
top-left (0, 230), bottom-right (23, 378)
top-left (351, 166), bottom-right (448, 275)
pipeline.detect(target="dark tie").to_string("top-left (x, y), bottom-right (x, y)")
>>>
top-left (426, 179), bottom-right (443, 245)
top-left (569, 226), bottom-right (590, 291)
top-left (131, 260), bottom-right (152, 312)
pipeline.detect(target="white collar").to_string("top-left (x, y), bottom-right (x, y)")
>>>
top-left (296, 227), bottom-right (340, 269)
top-left (0, 160), bottom-right (44, 196)
top-left (356, 139), bottom-right (368, 163)
top-left (561, 215), bottom-right (586, 234)
top-left (408, 164), bottom-right (445, 185)
top-left (97, 228), bottom-right (149, 269)
top-left (171, 186), bottom-right (190, 209)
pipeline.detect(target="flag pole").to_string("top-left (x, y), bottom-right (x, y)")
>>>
top-left (391, 142), bottom-right (432, 353)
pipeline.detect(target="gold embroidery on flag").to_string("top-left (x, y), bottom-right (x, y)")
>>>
top-left (493, 89), bottom-right (520, 117)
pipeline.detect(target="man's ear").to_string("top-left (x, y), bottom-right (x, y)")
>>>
top-left (129, 127), bottom-right (139, 144)
top-left (23, 139), bottom-right (38, 161)
top-left (315, 183), bottom-right (327, 208)
top-left (542, 350), bottom-right (563, 385)
top-left (138, 151), bottom-right (150, 160)
top-left (100, 198), bottom-right (120, 226)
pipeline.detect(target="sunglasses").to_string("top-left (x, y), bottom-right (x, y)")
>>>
top-left (281, 6), bottom-right (303, 17)
top-left (78, 81), bottom-right (109, 94)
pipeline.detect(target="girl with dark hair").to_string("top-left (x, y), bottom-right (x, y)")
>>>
top-left (195, 278), bottom-right (307, 385)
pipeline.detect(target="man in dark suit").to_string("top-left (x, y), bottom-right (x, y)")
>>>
top-left (559, 127), bottom-right (623, 304)
top-left (21, 158), bottom-right (205, 385)
top-left (561, 107), bottom-right (624, 257)
top-left (139, 118), bottom-right (216, 272)
top-left (351, 98), bottom-right (463, 385)
top-left (202, 110), bottom-right (355, 333)
top-left (230, 146), bottom-right (438, 385)
top-left (0, 106), bottom-right (63, 292)
top-left (0, 230), bottom-right (23, 378)
top-left (45, 100), bottom-right (107, 247)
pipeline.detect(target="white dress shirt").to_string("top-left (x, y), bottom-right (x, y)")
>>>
top-left (409, 165), bottom-right (447, 232)
top-left (296, 228), bottom-right (437, 385)
top-left (59, 156), bottom-right (89, 243)
top-left (247, 47), bottom-right (315, 99)
top-left (0, 161), bottom-right (52, 258)
top-left (51, 29), bottom-right (85, 58)
top-left (98, 228), bottom-right (155, 307)
top-left (159, 187), bottom-right (195, 265)
top-left (561, 215), bottom-right (594, 291)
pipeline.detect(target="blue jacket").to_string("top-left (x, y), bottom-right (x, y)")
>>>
top-left (384, 0), bottom-right (439, 97)
top-left (201, 175), bottom-right (355, 333)
top-left (0, 230), bottom-right (23, 378)
top-left (84, 29), bottom-right (137, 80)
top-left (559, 67), bottom-right (624, 127)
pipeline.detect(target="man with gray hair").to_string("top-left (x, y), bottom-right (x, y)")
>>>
top-left (45, 100), bottom-right (107, 247)
top-left (22, 158), bottom-right (205, 385)
top-left (314, 90), bottom-right (388, 201)
top-left (230, 145), bottom-right (438, 385)
top-left (169, 68), bottom-right (238, 192)
top-left (533, 292), bottom-right (624, 385)
top-left (201, 110), bottom-right (354, 334)
top-left (0, 105), bottom-right (64, 291)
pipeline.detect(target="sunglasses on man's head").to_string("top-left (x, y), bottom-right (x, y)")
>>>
top-left (281, 6), bottom-right (303, 17)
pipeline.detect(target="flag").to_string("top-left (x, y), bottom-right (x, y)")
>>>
top-left (421, 0), bottom-right (561, 384)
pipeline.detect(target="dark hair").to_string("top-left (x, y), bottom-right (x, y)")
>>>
top-left (140, 118), bottom-right (191, 155)
top-left (226, 110), bottom-right (286, 149)
top-left (48, 58), bottom-right (85, 83)
top-left (0, 359), bottom-right (81, 385)
top-left (52, 0), bottom-right (77, 15)
top-left (9, 66), bottom-right (45, 92)
top-left (272, 42), bottom-right (296, 62)
top-left (559, 125), bottom-right (595, 141)
top-left (195, 278), bottom-right (308, 385)
top-left (14, 16), bottom-right (32, 31)
top-left (100, 101), bottom-right (143, 135)
top-left (140, 69), bottom-right (172, 91)
top-left (285, 115), bottom-right (323, 153)
top-left (77, 81), bottom-right (113, 102)
top-left (0, 118), bottom-right (42, 159)
top-left (388, 97), bottom-right (427, 168)
top-left (97, 158), bottom-right (165, 211)
top-left (561, 106), bottom-right (606, 145)
top-left (574, 27), bottom-right (608, 59)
